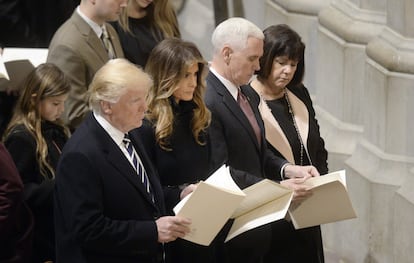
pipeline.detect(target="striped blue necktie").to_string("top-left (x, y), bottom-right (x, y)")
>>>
top-left (123, 134), bottom-right (154, 202)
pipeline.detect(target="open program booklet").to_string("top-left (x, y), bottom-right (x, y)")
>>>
top-left (173, 165), bottom-right (293, 245)
top-left (174, 167), bottom-right (356, 246)
top-left (288, 169), bottom-right (357, 229)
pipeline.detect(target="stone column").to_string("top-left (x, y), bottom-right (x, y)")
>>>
top-left (315, 0), bottom-right (385, 140)
top-left (394, 167), bottom-right (414, 263)
top-left (344, 0), bottom-right (414, 262)
top-left (314, 0), bottom-right (388, 262)
top-left (263, 0), bottom-right (330, 94)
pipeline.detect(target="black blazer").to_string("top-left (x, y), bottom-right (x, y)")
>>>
top-left (205, 71), bottom-right (288, 263)
top-left (54, 113), bottom-right (165, 263)
top-left (205, 71), bottom-right (287, 188)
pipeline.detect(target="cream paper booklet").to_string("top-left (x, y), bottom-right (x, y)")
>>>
top-left (173, 165), bottom-right (245, 246)
top-left (225, 179), bottom-right (293, 242)
top-left (173, 165), bottom-right (293, 245)
top-left (174, 168), bottom-right (356, 246)
top-left (288, 170), bottom-right (357, 229)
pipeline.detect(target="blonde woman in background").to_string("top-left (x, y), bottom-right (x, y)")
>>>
top-left (113, 0), bottom-right (180, 67)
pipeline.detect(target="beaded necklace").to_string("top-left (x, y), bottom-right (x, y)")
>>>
top-left (283, 88), bottom-right (312, 166)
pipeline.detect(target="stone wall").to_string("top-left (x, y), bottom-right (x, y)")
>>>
top-left (265, 0), bottom-right (414, 262)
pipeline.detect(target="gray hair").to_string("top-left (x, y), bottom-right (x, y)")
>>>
top-left (88, 58), bottom-right (153, 113)
top-left (211, 17), bottom-right (264, 53)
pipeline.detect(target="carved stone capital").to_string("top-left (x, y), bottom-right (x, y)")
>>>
top-left (318, 0), bottom-right (385, 44)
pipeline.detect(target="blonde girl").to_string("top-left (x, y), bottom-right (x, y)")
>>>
top-left (3, 63), bottom-right (70, 263)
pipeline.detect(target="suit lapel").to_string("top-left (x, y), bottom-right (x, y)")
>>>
top-left (71, 12), bottom-right (110, 63)
top-left (106, 23), bottom-right (124, 58)
top-left (241, 85), bottom-right (265, 150)
top-left (129, 134), bottom-right (163, 208)
top-left (88, 115), bottom-right (159, 209)
top-left (105, 146), bottom-right (159, 209)
top-left (207, 72), bottom-right (261, 151)
top-left (258, 96), bottom-right (295, 163)
top-left (254, 86), bottom-right (311, 164)
top-left (87, 33), bottom-right (109, 62)
top-left (286, 89), bottom-right (310, 154)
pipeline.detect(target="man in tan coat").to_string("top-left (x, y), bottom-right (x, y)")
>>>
top-left (47, 0), bottom-right (126, 130)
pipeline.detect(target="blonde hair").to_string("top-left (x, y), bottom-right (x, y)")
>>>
top-left (118, 0), bottom-right (180, 39)
top-left (145, 38), bottom-right (210, 150)
top-left (3, 63), bottom-right (70, 178)
top-left (89, 58), bottom-right (153, 114)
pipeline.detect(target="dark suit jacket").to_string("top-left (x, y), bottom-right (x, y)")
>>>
top-left (47, 11), bottom-right (124, 130)
top-left (205, 71), bottom-right (287, 187)
top-left (54, 114), bottom-right (165, 263)
top-left (204, 71), bottom-right (288, 263)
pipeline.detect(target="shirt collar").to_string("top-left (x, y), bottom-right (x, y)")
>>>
top-left (210, 67), bottom-right (239, 101)
top-left (76, 6), bottom-right (103, 38)
top-left (93, 112), bottom-right (125, 147)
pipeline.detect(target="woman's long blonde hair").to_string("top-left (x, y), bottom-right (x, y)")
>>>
top-left (118, 0), bottom-right (180, 39)
top-left (3, 63), bottom-right (70, 178)
top-left (145, 38), bottom-right (210, 150)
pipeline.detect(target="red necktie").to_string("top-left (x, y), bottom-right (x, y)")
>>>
top-left (237, 90), bottom-right (261, 147)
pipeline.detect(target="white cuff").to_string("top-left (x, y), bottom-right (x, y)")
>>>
top-left (280, 163), bottom-right (291, 180)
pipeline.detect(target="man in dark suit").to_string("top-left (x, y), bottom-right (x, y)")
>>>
top-left (47, 0), bottom-right (126, 130)
top-left (205, 17), bottom-right (320, 263)
top-left (54, 59), bottom-right (191, 263)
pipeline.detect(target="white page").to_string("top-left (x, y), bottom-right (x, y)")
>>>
top-left (2, 48), bottom-right (48, 66)
top-left (0, 55), bottom-right (9, 80)
top-left (205, 165), bottom-right (244, 194)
